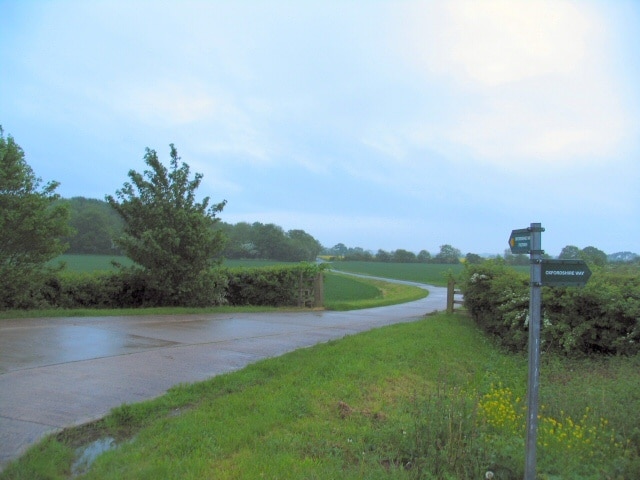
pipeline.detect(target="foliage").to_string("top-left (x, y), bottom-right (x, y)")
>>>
top-left (37, 268), bottom-right (228, 309)
top-left (460, 259), bottom-right (530, 351)
top-left (106, 144), bottom-right (227, 306)
top-left (476, 383), bottom-right (632, 478)
top-left (225, 263), bottom-right (323, 307)
top-left (543, 270), bottom-right (640, 355)
top-left (326, 244), bottom-right (466, 264)
top-left (62, 197), bottom-right (124, 254)
top-left (560, 244), bottom-right (608, 267)
top-left (435, 243), bottom-right (462, 264)
top-left (220, 222), bottom-right (322, 262)
top-left (461, 261), bottom-right (640, 355)
top-left (0, 127), bottom-right (71, 309)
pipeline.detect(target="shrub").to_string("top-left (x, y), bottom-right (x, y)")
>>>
top-left (461, 262), bottom-right (640, 356)
top-left (225, 263), bottom-right (323, 307)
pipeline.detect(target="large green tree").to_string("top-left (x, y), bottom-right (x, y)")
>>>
top-left (579, 246), bottom-right (608, 267)
top-left (64, 197), bottom-right (124, 254)
top-left (107, 144), bottom-right (227, 305)
top-left (0, 127), bottom-right (71, 308)
top-left (435, 244), bottom-right (462, 264)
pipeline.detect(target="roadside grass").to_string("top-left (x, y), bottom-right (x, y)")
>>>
top-left (2, 313), bottom-right (638, 479)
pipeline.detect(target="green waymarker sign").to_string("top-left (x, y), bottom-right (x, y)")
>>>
top-left (541, 259), bottom-right (592, 287)
top-left (509, 228), bottom-right (531, 254)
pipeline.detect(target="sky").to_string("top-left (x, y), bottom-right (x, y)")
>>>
top-left (1, 0), bottom-right (639, 257)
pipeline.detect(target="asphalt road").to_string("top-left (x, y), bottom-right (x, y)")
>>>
top-left (0, 282), bottom-right (448, 470)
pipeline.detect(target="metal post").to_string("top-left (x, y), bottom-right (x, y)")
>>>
top-left (525, 222), bottom-right (543, 480)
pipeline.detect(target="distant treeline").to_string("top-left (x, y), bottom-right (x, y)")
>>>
top-left (59, 197), bottom-right (322, 262)
top-left (59, 197), bottom-right (638, 265)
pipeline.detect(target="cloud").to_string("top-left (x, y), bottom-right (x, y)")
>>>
top-left (392, 0), bottom-right (632, 169)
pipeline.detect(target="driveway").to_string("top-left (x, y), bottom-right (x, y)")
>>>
top-left (0, 282), bottom-right (448, 469)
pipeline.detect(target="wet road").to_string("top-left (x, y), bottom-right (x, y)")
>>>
top-left (0, 282), bottom-right (448, 469)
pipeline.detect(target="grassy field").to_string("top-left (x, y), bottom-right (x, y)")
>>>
top-left (2, 313), bottom-right (638, 479)
top-left (329, 260), bottom-right (462, 286)
top-left (329, 261), bottom-right (530, 287)
top-left (49, 255), bottom-right (297, 273)
top-left (323, 273), bottom-right (428, 310)
top-left (49, 254), bottom-right (135, 272)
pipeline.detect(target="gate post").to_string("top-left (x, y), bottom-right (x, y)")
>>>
top-left (313, 273), bottom-right (324, 308)
top-left (446, 278), bottom-right (455, 314)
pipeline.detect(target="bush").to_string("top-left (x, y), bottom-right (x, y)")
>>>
top-left (460, 261), bottom-right (640, 356)
top-left (5, 263), bottom-right (323, 310)
top-left (225, 263), bottom-right (323, 307)
top-left (36, 268), bottom-right (229, 309)
top-left (460, 260), bottom-right (529, 351)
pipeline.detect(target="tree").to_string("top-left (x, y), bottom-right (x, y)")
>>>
top-left (106, 144), bottom-right (227, 305)
top-left (580, 246), bottom-right (607, 267)
top-left (287, 229), bottom-right (322, 261)
top-left (417, 250), bottom-right (432, 263)
top-left (558, 245), bottom-right (580, 260)
top-left (465, 252), bottom-right (483, 264)
top-left (393, 249), bottom-right (417, 263)
top-left (63, 197), bottom-right (124, 254)
top-left (330, 243), bottom-right (348, 257)
top-left (375, 249), bottom-right (392, 262)
top-left (435, 244), bottom-right (462, 264)
top-left (0, 127), bottom-right (71, 308)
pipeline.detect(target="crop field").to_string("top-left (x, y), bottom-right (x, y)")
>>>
top-left (329, 260), bottom-right (530, 286)
top-left (328, 261), bottom-right (463, 286)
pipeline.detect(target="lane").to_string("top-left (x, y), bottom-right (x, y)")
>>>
top-left (0, 283), bottom-right (448, 469)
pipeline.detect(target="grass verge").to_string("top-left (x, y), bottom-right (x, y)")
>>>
top-left (2, 313), bottom-right (638, 479)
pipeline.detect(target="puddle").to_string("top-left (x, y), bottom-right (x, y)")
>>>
top-left (71, 437), bottom-right (116, 477)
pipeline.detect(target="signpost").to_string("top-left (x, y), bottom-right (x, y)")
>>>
top-left (509, 228), bottom-right (532, 254)
top-left (508, 223), bottom-right (591, 480)
top-left (541, 259), bottom-right (592, 287)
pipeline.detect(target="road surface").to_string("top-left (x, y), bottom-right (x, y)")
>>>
top-left (0, 281), bottom-right (448, 469)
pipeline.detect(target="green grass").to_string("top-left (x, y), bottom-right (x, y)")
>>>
top-left (2, 313), bottom-right (638, 479)
top-left (323, 273), bottom-right (428, 310)
top-left (330, 261), bottom-right (530, 287)
top-left (48, 254), bottom-right (135, 272)
top-left (329, 261), bottom-right (464, 286)
top-left (49, 255), bottom-right (296, 273)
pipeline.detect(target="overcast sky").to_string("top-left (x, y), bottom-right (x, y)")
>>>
top-left (2, 0), bottom-right (639, 256)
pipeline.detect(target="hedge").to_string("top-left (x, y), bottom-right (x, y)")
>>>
top-left (460, 260), bottom-right (640, 356)
top-left (5, 263), bottom-right (324, 310)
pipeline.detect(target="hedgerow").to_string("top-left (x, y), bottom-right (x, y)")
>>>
top-left (6, 263), bottom-right (323, 310)
top-left (460, 260), bottom-right (640, 356)
top-left (224, 263), bottom-right (324, 307)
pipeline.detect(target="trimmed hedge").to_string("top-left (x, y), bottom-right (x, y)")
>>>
top-left (460, 260), bottom-right (640, 355)
top-left (5, 263), bottom-right (324, 310)
top-left (224, 263), bottom-right (323, 307)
